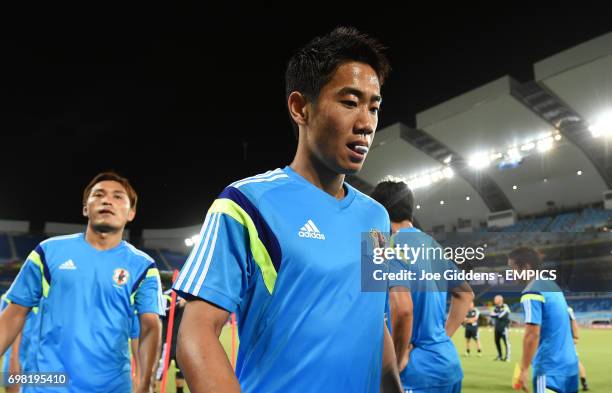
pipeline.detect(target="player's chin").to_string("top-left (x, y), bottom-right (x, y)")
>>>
top-left (92, 219), bottom-right (123, 233)
top-left (339, 157), bottom-right (366, 175)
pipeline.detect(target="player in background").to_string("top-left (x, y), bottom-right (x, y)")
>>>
top-left (509, 247), bottom-right (578, 393)
top-left (371, 180), bottom-right (473, 393)
top-left (1, 293), bottom-right (23, 393)
top-left (130, 311), bottom-right (141, 388)
top-left (490, 294), bottom-right (511, 361)
top-left (568, 306), bottom-right (589, 391)
top-left (1, 291), bottom-right (39, 393)
top-left (155, 292), bottom-right (187, 393)
top-left (0, 172), bottom-right (164, 393)
top-left (174, 27), bottom-right (402, 393)
top-left (463, 301), bottom-right (481, 357)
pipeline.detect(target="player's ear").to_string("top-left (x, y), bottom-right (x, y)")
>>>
top-left (82, 205), bottom-right (88, 218)
top-left (288, 91), bottom-right (309, 127)
top-left (127, 207), bottom-right (136, 223)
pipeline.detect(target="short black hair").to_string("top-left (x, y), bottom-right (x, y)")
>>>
top-left (370, 180), bottom-right (414, 223)
top-left (508, 247), bottom-right (542, 270)
top-left (285, 26), bottom-right (391, 135)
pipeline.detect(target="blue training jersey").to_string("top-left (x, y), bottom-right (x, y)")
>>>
top-left (1, 293), bottom-right (39, 372)
top-left (130, 312), bottom-right (140, 339)
top-left (6, 233), bottom-right (165, 393)
top-left (389, 227), bottom-right (463, 389)
top-left (173, 167), bottom-right (391, 393)
top-left (520, 280), bottom-right (578, 377)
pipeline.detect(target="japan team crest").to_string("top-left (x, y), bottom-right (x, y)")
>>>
top-left (113, 268), bottom-right (130, 286)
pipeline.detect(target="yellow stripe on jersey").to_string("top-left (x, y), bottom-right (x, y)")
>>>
top-left (27, 250), bottom-right (50, 298)
top-left (521, 294), bottom-right (545, 303)
top-left (209, 198), bottom-right (277, 294)
top-left (146, 268), bottom-right (160, 278)
top-left (131, 268), bottom-right (162, 306)
top-left (1, 294), bottom-right (38, 314)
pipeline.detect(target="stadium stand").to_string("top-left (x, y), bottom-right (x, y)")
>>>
top-left (567, 297), bottom-right (612, 313)
top-left (573, 208), bottom-right (612, 231)
top-left (0, 231), bottom-right (188, 274)
top-left (160, 249), bottom-right (187, 271)
top-left (0, 232), bottom-right (12, 262)
top-left (548, 212), bottom-right (580, 232)
top-left (142, 247), bottom-right (173, 271)
top-left (12, 233), bottom-right (47, 260)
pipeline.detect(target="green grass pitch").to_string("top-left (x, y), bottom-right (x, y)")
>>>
top-left (2, 326), bottom-right (611, 392)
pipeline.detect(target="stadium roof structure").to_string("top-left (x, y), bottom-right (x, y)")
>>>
top-left (350, 32), bottom-right (612, 231)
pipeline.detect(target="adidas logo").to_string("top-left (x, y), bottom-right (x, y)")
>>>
top-left (298, 219), bottom-right (326, 240)
top-left (59, 259), bottom-right (77, 270)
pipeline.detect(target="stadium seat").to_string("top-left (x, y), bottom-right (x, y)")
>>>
top-left (12, 233), bottom-right (47, 260)
top-left (0, 232), bottom-right (12, 261)
top-left (160, 249), bottom-right (188, 271)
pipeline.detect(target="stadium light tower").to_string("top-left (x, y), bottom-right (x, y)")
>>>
top-left (185, 234), bottom-right (201, 247)
top-left (507, 148), bottom-right (522, 163)
top-left (537, 136), bottom-right (554, 153)
top-left (468, 153), bottom-right (491, 169)
top-left (589, 112), bottom-right (612, 138)
top-left (442, 167), bottom-right (454, 178)
top-left (520, 142), bottom-right (535, 151)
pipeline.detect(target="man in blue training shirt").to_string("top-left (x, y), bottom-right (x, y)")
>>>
top-left (1, 292), bottom-right (37, 393)
top-left (0, 172), bottom-right (164, 393)
top-left (370, 180), bottom-right (473, 393)
top-left (508, 247), bottom-right (578, 393)
top-left (173, 27), bottom-right (402, 393)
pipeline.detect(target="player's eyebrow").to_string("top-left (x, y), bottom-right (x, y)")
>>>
top-left (92, 188), bottom-right (126, 195)
top-left (337, 87), bottom-right (382, 103)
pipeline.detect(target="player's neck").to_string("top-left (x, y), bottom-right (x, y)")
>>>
top-left (85, 226), bottom-right (124, 251)
top-left (290, 152), bottom-right (345, 200)
top-left (391, 220), bottom-right (413, 234)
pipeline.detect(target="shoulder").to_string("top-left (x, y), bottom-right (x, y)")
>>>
top-left (523, 279), bottom-right (540, 293)
top-left (123, 242), bottom-right (156, 267)
top-left (210, 169), bottom-right (293, 216)
top-left (39, 233), bottom-right (82, 251)
top-left (348, 184), bottom-right (390, 221)
top-left (226, 168), bottom-right (292, 203)
top-left (520, 291), bottom-right (545, 303)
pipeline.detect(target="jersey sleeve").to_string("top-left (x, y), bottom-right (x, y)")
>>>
top-left (521, 292), bottom-right (544, 325)
top-left (133, 265), bottom-right (165, 316)
top-left (387, 254), bottom-right (411, 290)
top-left (131, 312), bottom-right (141, 339)
top-left (173, 187), bottom-right (275, 313)
top-left (567, 306), bottom-right (576, 321)
top-left (0, 294), bottom-right (10, 312)
top-left (6, 245), bottom-right (48, 307)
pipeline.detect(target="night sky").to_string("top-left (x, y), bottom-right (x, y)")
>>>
top-left (1, 4), bottom-right (610, 234)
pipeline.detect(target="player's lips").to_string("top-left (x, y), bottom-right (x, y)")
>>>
top-left (98, 209), bottom-right (115, 215)
top-left (346, 141), bottom-right (370, 161)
